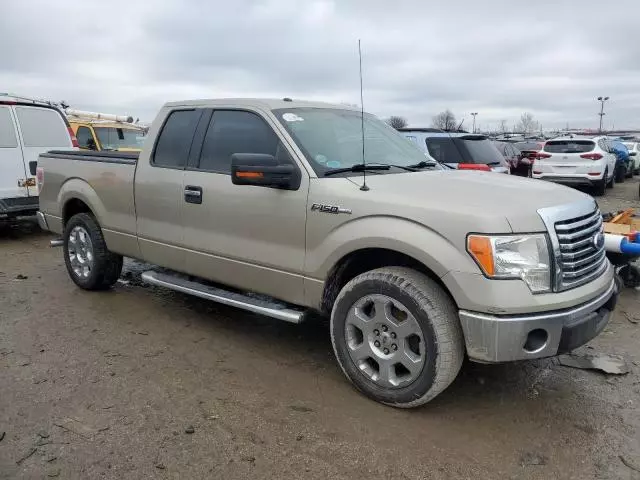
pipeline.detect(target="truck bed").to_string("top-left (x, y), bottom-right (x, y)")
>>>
top-left (37, 150), bottom-right (138, 250)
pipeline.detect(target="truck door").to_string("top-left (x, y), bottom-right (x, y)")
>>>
top-left (134, 108), bottom-right (203, 271)
top-left (0, 105), bottom-right (27, 201)
top-left (180, 109), bottom-right (308, 305)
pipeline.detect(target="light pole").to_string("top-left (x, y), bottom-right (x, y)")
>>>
top-left (471, 112), bottom-right (478, 133)
top-left (597, 96), bottom-right (609, 133)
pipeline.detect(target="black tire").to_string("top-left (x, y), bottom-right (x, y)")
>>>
top-left (330, 267), bottom-right (464, 408)
top-left (607, 168), bottom-right (615, 189)
top-left (63, 213), bottom-right (123, 290)
top-left (593, 174), bottom-right (606, 196)
top-left (616, 165), bottom-right (625, 183)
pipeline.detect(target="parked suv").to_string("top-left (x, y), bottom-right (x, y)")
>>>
top-left (624, 141), bottom-right (639, 174)
top-left (0, 93), bottom-right (76, 220)
top-left (609, 139), bottom-right (632, 181)
top-left (532, 136), bottom-right (616, 196)
top-left (400, 129), bottom-right (509, 173)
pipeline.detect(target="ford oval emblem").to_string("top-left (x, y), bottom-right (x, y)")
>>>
top-left (593, 233), bottom-right (605, 250)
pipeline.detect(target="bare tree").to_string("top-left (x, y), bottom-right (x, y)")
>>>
top-left (432, 110), bottom-right (457, 131)
top-left (499, 119), bottom-right (508, 133)
top-left (516, 112), bottom-right (540, 135)
top-left (386, 116), bottom-right (408, 130)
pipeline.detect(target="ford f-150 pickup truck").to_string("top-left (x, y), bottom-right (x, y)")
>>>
top-left (36, 98), bottom-right (617, 407)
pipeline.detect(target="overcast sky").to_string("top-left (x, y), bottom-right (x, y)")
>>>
top-left (2, 0), bottom-right (638, 130)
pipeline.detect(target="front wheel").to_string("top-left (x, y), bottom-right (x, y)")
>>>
top-left (330, 267), bottom-right (464, 408)
top-left (63, 213), bottom-right (123, 290)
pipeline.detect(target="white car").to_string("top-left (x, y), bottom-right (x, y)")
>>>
top-left (0, 94), bottom-right (77, 221)
top-left (532, 136), bottom-right (617, 196)
top-left (624, 141), bottom-right (640, 174)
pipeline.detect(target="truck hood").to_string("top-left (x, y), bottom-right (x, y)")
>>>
top-left (351, 170), bottom-right (594, 233)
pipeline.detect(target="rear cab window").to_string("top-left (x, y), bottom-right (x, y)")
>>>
top-left (544, 140), bottom-right (595, 153)
top-left (14, 107), bottom-right (70, 147)
top-left (152, 109), bottom-right (203, 168)
top-left (76, 126), bottom-right (95, 149)
top-left (456, 136), bottom-right (504, 164)
top-left (425, 137), bottom-right (462, 163)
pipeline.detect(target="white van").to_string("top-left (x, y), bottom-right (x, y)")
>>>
top-left (0, 94), bottom-right (77, 220)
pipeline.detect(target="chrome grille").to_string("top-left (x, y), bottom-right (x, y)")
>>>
top-left (554, 209), bottom-right (606, 290)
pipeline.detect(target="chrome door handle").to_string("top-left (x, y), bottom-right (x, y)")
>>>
top-left (184, 185), bottom-right (203, 204)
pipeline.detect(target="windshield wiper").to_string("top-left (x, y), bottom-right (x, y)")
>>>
top-left (324, 164), bottom-right (390, 176)
top-left (407, 161), bottom-right (437, 169)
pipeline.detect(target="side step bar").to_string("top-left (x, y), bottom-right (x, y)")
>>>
top-left (141, 271), bottom-right (305, 324)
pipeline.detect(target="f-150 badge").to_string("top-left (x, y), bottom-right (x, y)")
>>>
top-left (310, 203), bottom-right (352, 215)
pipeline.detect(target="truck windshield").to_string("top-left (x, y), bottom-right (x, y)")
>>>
top-left (94, 127), bottom-right (145, 151)
top-left (273, 108), bottom-right (433, 176)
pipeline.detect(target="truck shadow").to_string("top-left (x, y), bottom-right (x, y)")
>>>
top-left (127, 267), bottom-right (606, 415)
top-left (0, 217), bottom-right (49, 243)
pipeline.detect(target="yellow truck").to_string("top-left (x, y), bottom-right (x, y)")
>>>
top-left (66, 109), bottom-right (146, 152)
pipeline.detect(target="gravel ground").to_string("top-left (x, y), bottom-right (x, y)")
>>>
top-left (1, 179), bottom-right (639, 479)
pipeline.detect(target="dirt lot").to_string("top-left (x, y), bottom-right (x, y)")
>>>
top-left (1, 180), bottom-right (640, 480)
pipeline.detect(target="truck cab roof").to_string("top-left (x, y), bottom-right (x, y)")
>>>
top-left (163, 98), bottom-right (360, 111)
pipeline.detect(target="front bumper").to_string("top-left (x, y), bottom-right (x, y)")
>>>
top-left (458, 279), bottom-right (617, 363)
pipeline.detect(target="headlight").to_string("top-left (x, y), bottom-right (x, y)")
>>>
top-left (467, 234), bottom-right (551, 293)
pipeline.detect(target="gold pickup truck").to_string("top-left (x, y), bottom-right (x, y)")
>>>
top-left (36, 98), bottom-right (617, 407)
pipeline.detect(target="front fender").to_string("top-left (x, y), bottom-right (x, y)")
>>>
top-left (306, 215), bottom-right (478, 280)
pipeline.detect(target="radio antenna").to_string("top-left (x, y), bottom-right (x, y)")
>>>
top-left (358, 39), bottom-right (369, 191)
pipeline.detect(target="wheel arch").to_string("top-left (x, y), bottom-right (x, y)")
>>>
top-left (320, 247), bottom-right (456, 315)
top-left (58, 178), bottom-right (105, 227)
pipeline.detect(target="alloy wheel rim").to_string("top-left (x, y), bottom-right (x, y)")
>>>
top-left (345, 294), bottom-right (425, 388)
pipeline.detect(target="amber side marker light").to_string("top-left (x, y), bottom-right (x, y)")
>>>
top-left (467, 235), bottom-right (494, 276)
top-left (236, 171), bottom-right (264, 178)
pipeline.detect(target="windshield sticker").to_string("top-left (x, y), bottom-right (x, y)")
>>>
top-left (315, 154), bottom-right (328, 164)
top-left (282, 113), bottom-right (304, 122)
top-left (326, 160), bottom-right (341, 168)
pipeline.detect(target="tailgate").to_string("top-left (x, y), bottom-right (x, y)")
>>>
top-left (538, 140), bottom-right (597, 174)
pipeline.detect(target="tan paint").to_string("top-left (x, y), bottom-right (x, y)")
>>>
top-left (38, 98), bottom-right (613, 315)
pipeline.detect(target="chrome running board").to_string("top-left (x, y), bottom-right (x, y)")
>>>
top-left (141, 270), bottom-right (305, 324)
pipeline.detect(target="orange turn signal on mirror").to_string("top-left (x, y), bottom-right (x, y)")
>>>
top-left (236, 171), bottom-right (263, 178)
top-left (467, 235), bottom-right (494, 276)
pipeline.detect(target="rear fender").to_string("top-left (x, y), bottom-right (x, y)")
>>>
top-left (58, 177), bottom-right (108, 227)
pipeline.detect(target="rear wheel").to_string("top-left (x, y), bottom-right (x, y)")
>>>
top-left (330, 267), bottom-right (464, 408)
top-left (616, 164), bottom-right (625, 183)
top-left (63, 213), bottom-right (123, 290)
top-left (594, 173), bottom-right (606, 196)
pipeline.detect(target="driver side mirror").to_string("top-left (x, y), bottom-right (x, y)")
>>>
top-left (231, 153), bottom-right (300, 190)
top-left (630, 152), bottom-right (637, 157)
